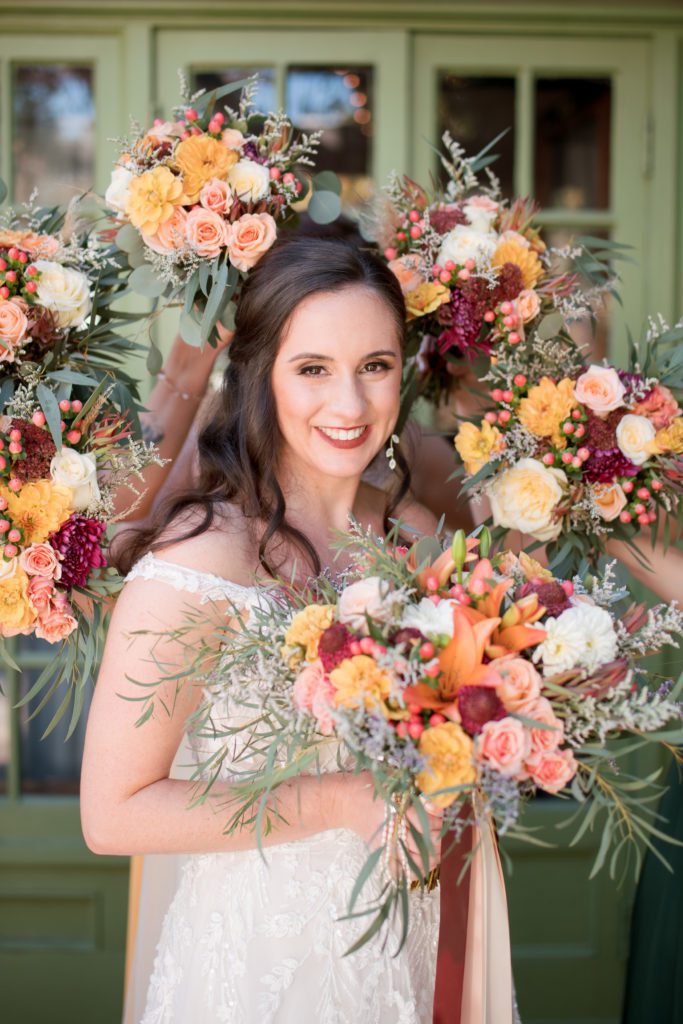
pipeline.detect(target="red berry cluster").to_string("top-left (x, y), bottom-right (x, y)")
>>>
top-left (0, 247), bottom-right (41, 302)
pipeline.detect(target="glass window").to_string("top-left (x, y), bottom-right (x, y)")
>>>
top-left (191, 67), bottom-right (277, 117)
top-left (534, 78), bottom-right (611, 210)
top-left (437, 75), bottom-right (515, 198)
top-left (285, 65), bottom-right (374, 206)
top-left (12, 65), bottom-right (95, 205)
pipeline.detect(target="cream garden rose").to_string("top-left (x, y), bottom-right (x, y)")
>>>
top-left (574, 365), bottom-right (626, 416)
top-left (463, 195), bottom-right (499, 233)
top-left (50, 448), bottom-right (100, 511)
top-left (437, 224), bottom-right (497, 268)
top-left (33, 260), bottom-right (91, 328)
top-left (488, 458), bottom-right (566, 541)
top-left (104, 164), bottom-right (134, 217)
top-left (226, 213), bottom-right (277, 271)
top-left (227, 159), bottom-right (270, 204)
top-left (338, 577), bottom-right (392, 633)
top-left (616, 413), bottom-right (656, 466)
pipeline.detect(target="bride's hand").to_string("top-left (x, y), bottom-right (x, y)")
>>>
top-left (332, 772), bottom-right (443, 878)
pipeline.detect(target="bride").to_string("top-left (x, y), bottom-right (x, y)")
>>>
top-left (80, 237), bottom-right (514, 1023)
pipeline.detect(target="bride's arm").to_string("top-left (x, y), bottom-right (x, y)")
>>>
top-left (80, 572), bottom-right (381, 857)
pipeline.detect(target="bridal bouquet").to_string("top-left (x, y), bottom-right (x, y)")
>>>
top-left (138, 523), bottom-right (683, 949)
top-left (107, 78), bottom-right (320, 358)
top-left (454, 317), bottom-right (683, 575)
top-left (370, 133), bottom-right (618, 405)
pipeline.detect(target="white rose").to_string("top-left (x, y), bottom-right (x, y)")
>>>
top-left (402, 597), bottom-right (457, 639)
top-left (616, 414), bottom-right (656, 466)
top-left (50, 447), bottom-right (100, 511)
top-left (33, 261), bottom-right (91, 329)
top-left (534, 604), bottom-right (617, 676)
top-left (489, 458), bottom-right (566, 542)
top-left (437, 224), bottom-right (497, 268)
top-left (338, 577), bottom-right (391, 634)
top-left (105, 164), bottom-right (134, 217)
top-left (227, 159), bottom-right (270, 204)
top-left (463, 196), bottom-right (499, 234)
top-left (0, 557), bottom-right (18, 582)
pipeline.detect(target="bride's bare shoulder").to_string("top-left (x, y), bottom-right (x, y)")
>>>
top-left (152, 503), bottom-right (259, 586)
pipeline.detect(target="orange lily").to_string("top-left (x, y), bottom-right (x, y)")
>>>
top-left (437, 608), bottom-right (504, 698)
top-left (408, 537), bottom-right (479, 592)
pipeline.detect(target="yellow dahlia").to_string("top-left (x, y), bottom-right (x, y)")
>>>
top-left (416, 722), bottom-right (476, 808)
top-left (518, 377), bottom-right (577, 448)
top-left (647, 416), bottom-right (683, 455)
top-left (283, 604), bottom-right (335, 663)
top-left (330, 654), bottom-right (392, 712)
top-left (125, 166), bottom-right (187, 236)
top-left (174, 135), bottom-right (238, 202)
top-left (0, 566), bottom-right (35, 637)
top-left (2, 481), bottom-right (73, 545)
top-left (405, 281), bottom-right (450, 321)
top-left (492, 238), bottom-right (543, 289)
top-left (454, 420), bottom-right (504, 476)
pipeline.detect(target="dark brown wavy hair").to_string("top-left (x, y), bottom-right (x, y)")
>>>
top-left (115, 237), bottom-right (410, 578)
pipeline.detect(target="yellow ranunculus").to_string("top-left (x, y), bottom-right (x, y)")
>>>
top-left (0, 566), bottom-right (35, 637)
top-left (454, 420), bottom-right (504, 476)
top-left (174, 135), bottom-right (237, 202)
top-left (329, 655), bottom-right (392, 712)
top-left (405, 281), bottom-right (450, 321)
top-left (646, 416), bottom-right (683, 455)
top-left (283, 604), bottom-right (335, 663)
top-left (2, 481), bottom-right (73, 545)
top-left (492, 238), bottom-right (543, 289)
top-left (416, 722), bottom-right (476, 807)
top-left (125, 166), bottom-right (187, 237)
top-left (518, 377), bottom-right (577, 448)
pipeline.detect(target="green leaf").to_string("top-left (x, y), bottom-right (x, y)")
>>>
top-left (537, 312), bottom-right (564, 341)
top-left (183, 270), bottom-right (200, 315)
top-left (146, 342), bottom-right (163, 376)
top-left (36, 383), bottom-right (63, 448)
top-left (0, 178), bottom-right (7, 204)
top-left (308, 191), bottom-right (342, 225)
top-left (130, 264), bottom-right (166, 298)
top-left (200, 261), bottom-right (229, 342)
top-left (194, 76), bottom-right (255, 119)
top-left (220, 301), bottom-right (237, 332)
top-left (179, 310), bottom-right (203, 347)
top-left (0, 377), bottom-right (15, 414)
top-left (47, 369), bottom-right (98, 386)
top-left (115, 223), bottom-right (143, 253)
top-left (348, 846), bottom-right (383, 912)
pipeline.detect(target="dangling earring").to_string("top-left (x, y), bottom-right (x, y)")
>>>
top-left (385, 433), bottom-right (400, 471)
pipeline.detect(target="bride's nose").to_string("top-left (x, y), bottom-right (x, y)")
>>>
top-left (325, 373), bottom-right (369, 422)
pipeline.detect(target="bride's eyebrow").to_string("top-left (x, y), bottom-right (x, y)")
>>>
top-left (288, 349), bottom-right (397, 363)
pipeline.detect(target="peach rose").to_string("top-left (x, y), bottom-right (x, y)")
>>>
top-left (523, 696), bottom-right (564, 755)
top-left (0, 298), bottom-right (29, 357)
top-left (476, 716), bottom-right (530, 777)
top-left (590, 481), bottom-right (628, 522)
top-left (388, 254), bottom-right (425, 296)
top-left (574, 365), bottom-right (626, 416)
top-left (35, 594), bottom-right (77, 643)
top-left (632, 384), bottom-right (680, 431)
top-left (221, 128), bottom-right (245, 151)
top-left (0, 230), bottom-right (60, 258)
top-left (514, 289), bottom-right (540, 323)
top-left (338, 576), bottom-right (391, 634)
top-left (199, 178), bottom-right (233, 215)
top-left (493, 656), bottom-right (542, 712)
top-left (311, 674), bottom-right (337, 736)
top-left (20, 542), bottom-right (62, 580)
top-left (293, 661), bottom-right (326, 712)
top-left (185, 206), bottom-right (230, 259)
top-left (142, 206), bottom-right (188, 255)
top-left (28, 575), bottom-right (56, 613)
top-left (525, 747), bottom-right (577, 794)
top-left (226, 213), bottom-right (277, 271)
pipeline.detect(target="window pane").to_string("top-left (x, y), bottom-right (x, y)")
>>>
top-left (437, 75), bottom-right (515, 198)
top-left (18, 638), bottom-right (91, 795)
top-left (191, 67), bottom-right (277, 117)
top-left (286, 66), bottom-right (374, 207)
top-left (0, 683), bottom-right (9, 795)
top-left (535, 78), bottom-right (611, 211)
top-left (12, 65), bottom-right (95, 205)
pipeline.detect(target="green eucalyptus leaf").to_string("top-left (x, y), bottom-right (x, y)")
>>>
top-left (127, 246), bottom-right (149, 270)
top-left (36, 383), bottom-right (63, 448)
top-left (115, 223), bottom-right (143, 253)
top-left (0, 178), bottom-right (8, 205)
top-left (146, 343), bottom-right (163, 376)
top-left (308, 190), bottom-right (342, 225)
top-left (537, 312), bottom-right (564, 341)
top-left (201, 262), bottom-right (228, 342)
top-left (220, 301), bottom-right (237, 332)
top-left (130, 264), bottom-right (166, 298)
top-left (179, 310), bottom-right (203, 347)
top-left (47, 369), bottom-right (98, 386)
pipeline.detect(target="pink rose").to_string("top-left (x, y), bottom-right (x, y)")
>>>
top-left (338, 577), bottom-right (391, 634)
top-left (476, 716), bottom-right (530, 777)
top-left (27, 575), bottom-right (55, 613)
top-left (388, 254), bottom-right (425, 296)
top-left (185, 206), bottom-right (230, 259)
top-left (35, 596), bottom-right (78, 643)
top-left (590, 481), bottom-right (628, 522)
top-left (522, 696), bottom-right (564, 755)
top-left (574, 365), bottom-right (626, 416)
top-left (311, 675), bottom-right (337, 736)
top-left (525, 748), bottom-right (577, 794)
top-left (293, 661), bottom-right (325, 712)
top-left (514, 289), bottom-right (540, 323)
top-left (0, 298), bottom-right (29, 356)
top-left (226, 213), bottom-right (277, 271)
top-left (142, 206), bottom-right (188, 255)
top-left (221, 128), bottom-right (245, 151)
top-left (199, 177), bottom-right (233, 215)
top-left (20, 542), bottom-right (62, 580)
top-left (632, 384), bottom-right (680, 431)
top-left (493, 656), bottom-right (542, 712)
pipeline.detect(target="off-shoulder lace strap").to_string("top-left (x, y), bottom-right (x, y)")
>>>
top-left (125, 552), bottom-right (255, 607)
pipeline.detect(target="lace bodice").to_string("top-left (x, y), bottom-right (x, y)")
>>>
top-left (125, 551), bottom-right (257, 608)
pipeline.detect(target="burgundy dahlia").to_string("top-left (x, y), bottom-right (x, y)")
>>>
top-left (318, 622), bottom-right (355, 672)
top-left (583, 449), bottom-right (639, 484)
top-left (584, 409), bottom-right (621, 450)
top-left (517, 579), bottom-right (571, 618)
top-left (437, 289), bottom-right (485, 357)
top-left (50, 514), bottom-right (107, 589)
top-left (11, 418), bottom-right (57, 482)
top-left (457, 685), bottom-right (506, 736)
top-left (430, 205), bottom-right (468, 234)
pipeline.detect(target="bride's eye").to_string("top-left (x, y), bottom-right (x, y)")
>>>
top-left (299, 364), bottom-right (327, 376)
top-left (362, 360), bottom-right (392, 374)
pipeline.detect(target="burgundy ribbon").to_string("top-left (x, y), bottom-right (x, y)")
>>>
top-left (433, 826), bottom-right (473, 1024)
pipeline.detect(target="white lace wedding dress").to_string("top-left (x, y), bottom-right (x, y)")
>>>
top-left (124, 554), bottom-right (440, 1024)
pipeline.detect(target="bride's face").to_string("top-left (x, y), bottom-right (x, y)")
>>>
top-left (271, 285), bottom-right (402, 482)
